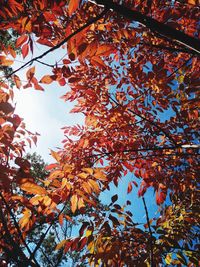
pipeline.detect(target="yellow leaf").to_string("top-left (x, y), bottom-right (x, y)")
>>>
top-left (50, 150), bottom-right (61, 162)
top-left (86, 230), bottom-right (92, 237)
top-left (77, 172), bottom-right (89, 179)
top-left (87, 240), bottom-right (95, 253)
top-left (70, 194), bottom-right (78, 213)
top-left (165, 253), bottom-right (172, 265)
top-left (82, 182), bottom-right (92, 194)
top-left (20, 182), bottom-right (47, 195)
top-left (93, 169), bottom-right (107, 181)
top-left (88, 179), bottom-right (99, 193)
top-left (82, 168), bottom-right (93, 175)
top-left (63, 164), bottom-right (72, 172)
top-left (43, 196), bottom-right (52, 206)
top-left (61, 178), bottom-right (68, 188)
top-left (78, 197), bottom-right (85, 209)
top-left (29, 195), bottom-right (43, 205)
top-left (19, 209), bottom-right (31, 228)
top-left (49, 170), bottom-right (64, 180)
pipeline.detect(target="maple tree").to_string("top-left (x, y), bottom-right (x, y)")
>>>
top-left (0, 0), bottom-right (200, 266)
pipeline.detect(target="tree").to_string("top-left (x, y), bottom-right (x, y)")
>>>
top-left (0, 0), bottom-right (199, 266)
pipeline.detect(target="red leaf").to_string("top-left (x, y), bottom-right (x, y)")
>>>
top-left (64, 240), bottom-right (73, 253)
top-left (58, 77), bottom-right (66, 86)
top-left (78, 237), bottom-right (87, 250)
top-left (22, 43), bottom-right (29, 59)
top-left (16, 35), bottom-right (28, 48)
top-left (156, 190), bottom-right (166, 205)
top-left (123, 162), bottom-right (134, 172)
top-left (138, 181), bottom-right (147, 197)
top-left (45, 163), bottom-right (58, 171)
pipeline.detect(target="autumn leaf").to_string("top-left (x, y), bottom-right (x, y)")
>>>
top-left (96, 44), bottom-right (116, 57)
top-left (93, 169), bottom-right (107, 181)
top-left (71, 194), bottom-right (78, 213)
top-left (156, 190), bottom-right (166, 205)
top-left (22, 43), bottom-right (29, 59)
top-left (40, 75), bottom-right (54, 84)
top-left (20, 182), bottom-right (47, 195)
top-left (0, 56), bottom-right (13, 66)
top-left (50, 150), bottom-right (61, 162)
top-left (0, 102), bottom-right (14, 114)
top-left (16, 35), bottom-right (28, 47)
top-left (26, 66), bottom-right (35, 81)
top-left (13, 75), bottom-right (22, 89)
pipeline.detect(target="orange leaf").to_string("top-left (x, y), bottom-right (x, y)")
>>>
top-left (68, 0), bottom-right (80, 16)
top-left (13, 75), bottom-right (22, 89)
top-left (71, 194), bottom-right (78, 213)
top-left (34, 82), bottom-right (44, 91)
top-left (40, 75), bottom-right (54, 84)
top-left (20, 182), bottom-right (47, 195)
top-left (0, 56), bottom-right (13, 66)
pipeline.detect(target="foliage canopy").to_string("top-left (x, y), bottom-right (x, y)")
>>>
top-left (0, 0), bottom-right (199, 266)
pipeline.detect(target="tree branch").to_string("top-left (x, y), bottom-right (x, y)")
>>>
top-left (84, 144), bottom-right (189, 159)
